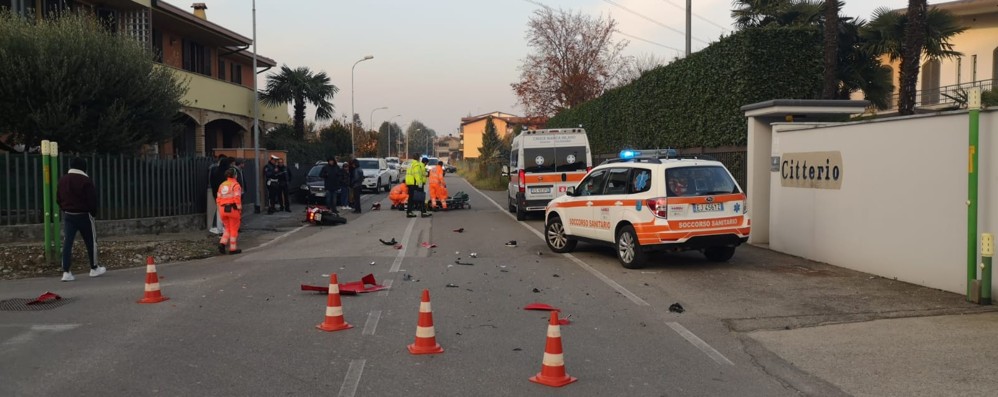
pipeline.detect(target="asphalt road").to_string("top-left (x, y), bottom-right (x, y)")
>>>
top-left (2, 175), bottom-right (997, 396)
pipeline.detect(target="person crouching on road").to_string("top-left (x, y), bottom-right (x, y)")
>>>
top-left (428, 162), bottom-right (448, 210)
top-left (57, 157), bottom-right (105, 281)
top-left (389, 183), bottom-right (408, 210)
top-left (216, 168), bottom-right (244, 255)
top-left (404, 156), bottom-right (430, 218)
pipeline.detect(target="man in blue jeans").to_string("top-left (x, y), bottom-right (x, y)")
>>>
top-left (56, 157), bottom-right (105, 281)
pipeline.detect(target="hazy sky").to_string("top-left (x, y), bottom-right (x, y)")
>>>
top-left (181, 0), bottom-right (944, 136)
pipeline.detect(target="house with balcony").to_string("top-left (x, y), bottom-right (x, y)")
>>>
top-left (434, 135), bottom-right (460, 162)
top-left (1, 0), bottom-right (289, 157)
top-left (459, 111), bottom-right (546, 159)
top-left (880, 0), bottom-right (997, 111)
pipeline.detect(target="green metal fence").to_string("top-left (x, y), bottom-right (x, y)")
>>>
top-left (1, 152), bottom-right (215, 225)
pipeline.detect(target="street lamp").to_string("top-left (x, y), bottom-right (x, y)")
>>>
top-left (389, 114), bottom-right (402, 158)
top-left (370, 106), bottom-right (387, 155)
top-left (251, 0), bottom-right (261, 213)
top-left (351, 55), bottom-right (374, 156)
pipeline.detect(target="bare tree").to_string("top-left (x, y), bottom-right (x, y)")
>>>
top-left (511, 7), bottom-right (631, 117)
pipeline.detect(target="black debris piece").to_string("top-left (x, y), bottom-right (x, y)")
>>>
top-left (455, 260), bottom-right (474, 266)
top-left (513, 348), bottom-right (522, 351)
top-left (669, 303), bottom-right (685, 313)
top-left (532, 288), bottom-right (540, 293)
top-left (453, 228), bottom-right (464, 233)
top-left (500, 269), bottom-right (509, 273)
top-left (402, 273), bottom-right (413, 281)
top-left (379, 238), bottom-right (398, 246)
top-left (553, 274), bottom-right (560, 277)
top-left (504, 240), bottom-right (517, 247)
top-left (446, 283), bottom-right (459, 288)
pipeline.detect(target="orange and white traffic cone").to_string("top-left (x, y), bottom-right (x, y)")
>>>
top-left (529, 311), bottom-right (577, 387)
top-left (137, 256), bottom-right (169, 304)
top-left (316, 274), bottom-right (353, 332)
top-left (407, 289), bottom-right (443, 354)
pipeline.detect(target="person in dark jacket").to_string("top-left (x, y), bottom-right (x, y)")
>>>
top-left (263, 155), bottom-right (280, 214)
top-left (57, 157), bottom-right (104, 282)
top-left (318, 157), bottom-right (343, 213)
top-left (276, 157), bottom-right (291, 212)
top-left (349, 159), bottom-right (364, 213)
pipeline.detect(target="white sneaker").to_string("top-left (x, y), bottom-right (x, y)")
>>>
top-left (61, 272), bottom-right (75, 282)
top-left (89, 266), bottom-right (106, 278)
top-left (209, 227), bottom-right (220, 234)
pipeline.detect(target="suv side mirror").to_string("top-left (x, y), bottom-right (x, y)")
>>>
top-left (566, 186), bottom-right (575, 196)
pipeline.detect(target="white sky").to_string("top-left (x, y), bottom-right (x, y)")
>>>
top-left (179, 0), bottom-right (946, 136)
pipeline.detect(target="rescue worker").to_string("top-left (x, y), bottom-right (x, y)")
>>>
top-left (216, 168), bottom-right (243, 254)
top-left (389, 183), bottom-right (409, 210)
top-left (404, 156), bottom-right (430, 218)
top-left (428, 163), bottom-right (448, 210)
top-left (263, 155), bottom-right (280, 214)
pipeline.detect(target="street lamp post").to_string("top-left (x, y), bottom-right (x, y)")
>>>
top-left (251, 0), bottom-right (261, 213)
top-left (389, 114), bottom-right (401, 158)
top-left (370, 106), bottom-right (387, 155)
top-left (351, 55), bottom-right (374, 157)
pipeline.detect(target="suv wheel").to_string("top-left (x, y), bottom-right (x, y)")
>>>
top-left (515, 201), bottom-right (527, 221)
top-left (616, 225), bottom-right (646, 269)
top-left (704, 246), bottom-right (735, 262)
top-left (545, 216), bottom-right (577, 253)
top-left (507, 196), bottom-right (515, 213)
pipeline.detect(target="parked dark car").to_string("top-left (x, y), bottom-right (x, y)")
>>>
top-left (298, 162), bottom-right (328, 204)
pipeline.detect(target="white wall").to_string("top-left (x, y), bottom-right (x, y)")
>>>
top-left (767, 109), bottom-right (997, 295)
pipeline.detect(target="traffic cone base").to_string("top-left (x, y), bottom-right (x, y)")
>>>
top-left (408, 289), bottom-right (443, 355)
top-left (316, 274), bottom-right (352, 332)
top-left (138, 257), bottom-right (169, 304)
top-left (529, 311), bottom-right (576, 387)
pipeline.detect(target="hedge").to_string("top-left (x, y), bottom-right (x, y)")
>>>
top-left (547, 27), bottom-right (824, 154)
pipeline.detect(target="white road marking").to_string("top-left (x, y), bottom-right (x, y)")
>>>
top-left (337, 359), bottom-right (366, 397)
top-left (390, 218), bottom-right (417, 273)
top-left (362, 310), bottom-right (382, 336)
top-left (377, 279), bottom-right (393, 297)
top-left (246, 225), bottom-right (307, 252)
top-left (469, 183), bottom-right (649, 306)
top-left (666, 322), bottom-right (734, 366)
top-left (0, 324), bottom-right (81, 353)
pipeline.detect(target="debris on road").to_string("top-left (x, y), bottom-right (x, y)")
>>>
top-left (524, 303), bottom-right (559, 311)
top-left (669, 303), bottom-right (685, 313)
top-left (394, 243), bottom-right (403, 249)
top-left (379, 238), bottom-right (397, 246)
top-left (532, 288), bottom-right (541, 293)
top-left (402, 273), bottom-right (414, 281)
top-left (27, 291), bottom-right (62, 305)
top-left (446, 283), bottom-right (459, 288)
top-left (553, 274), bottom-right (560, 278)
top-left (505, 240), bottom-right (517, 247)
top-left (453, 228), bottom-right (464, 233)
top-left (420, 242), bottom-right (438, 248)
top-left (300, 274), bottom-right (389, 295)
top-left (454, 259), bottom-right (474, 266)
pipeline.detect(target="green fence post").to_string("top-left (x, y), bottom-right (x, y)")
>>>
top-left (51, 142), bottom-right (61, 258)
top-left (41, 140), bottom-right (52, 264)
top-left (968, 87), bottom-right (981, 301)
top-left (982, 233), bottom-right (993, 305)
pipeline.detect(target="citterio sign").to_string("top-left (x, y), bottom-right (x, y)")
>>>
top-left (779, 151), bottom-right (843, 189)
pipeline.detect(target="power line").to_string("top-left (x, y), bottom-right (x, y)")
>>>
top-left (658, 0), bottom-right (731, 32)
top-left (601, 0), bottom-right (709, 44)
top-left (613, 29), bottom-right (683, 53)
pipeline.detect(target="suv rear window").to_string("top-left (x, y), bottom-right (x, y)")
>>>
top-left (358, 160), bottom-right (379, 169)
top-left (666, 166), bottom-right (739, 197)
top-left (523, 146), bottom-right (587, 173)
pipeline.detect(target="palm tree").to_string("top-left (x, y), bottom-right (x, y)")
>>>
top-left (260, 65), bottom-right (338, 138)
top-left (862, 3), bottom-right (965, 115)
top-left (731, 0), bottom-right (823, 29)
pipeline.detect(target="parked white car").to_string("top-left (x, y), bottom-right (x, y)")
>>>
top-left (357, 158), bottom-right (392, 192)
top-left (385, 157), bottom-right (401, 183)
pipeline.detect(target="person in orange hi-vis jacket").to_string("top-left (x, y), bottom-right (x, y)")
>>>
top-left (428, 165), bottom-right (448, 210)
top-left (216, 168), bottom-right (243, 255)
top-left (389, 183), bottom-right (409, 210)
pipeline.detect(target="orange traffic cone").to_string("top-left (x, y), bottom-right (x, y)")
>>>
top-left (407, 289), bottom-right (443, 354)
top-left (137, 256), bottom-right (169, 304)
top-left (529, 311), bottom-right (577, 387)
top-left (316, 274), bottom-right (353, 332)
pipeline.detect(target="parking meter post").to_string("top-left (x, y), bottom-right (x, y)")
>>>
top-left (982, 233), bottom-right (993, 305)
top-left (968, 88), bottom-right (982, 301)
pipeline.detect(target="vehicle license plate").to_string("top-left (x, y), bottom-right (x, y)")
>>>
top-left (692, 203), bottom-right (724, 213)
top-left (314, 213), bottom-right (322, 222)
top-left (530, 187), bottom-right (551, 194)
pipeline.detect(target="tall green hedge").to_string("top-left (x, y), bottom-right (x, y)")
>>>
top-left (548, 27), bottom-right (823, 154)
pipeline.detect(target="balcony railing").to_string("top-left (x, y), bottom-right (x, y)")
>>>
top-left (886, 79), bottom-right (994, 110)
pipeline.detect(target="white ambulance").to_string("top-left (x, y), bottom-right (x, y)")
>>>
top-left (505, 128), bottom-right (592, 221)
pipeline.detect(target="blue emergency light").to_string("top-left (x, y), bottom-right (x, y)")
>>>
top-left (620, 150), bottom-right (638, 159)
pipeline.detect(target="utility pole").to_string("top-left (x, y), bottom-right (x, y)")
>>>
top-left (251, 0), bottom-right (261, 213)
top-left (685, 0), bottom-right (691, 56)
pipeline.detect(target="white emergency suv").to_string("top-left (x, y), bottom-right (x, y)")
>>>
top-left (544, 149), bottom-right (750, 268)
top-left (506, 128), bottom-right (592, 221)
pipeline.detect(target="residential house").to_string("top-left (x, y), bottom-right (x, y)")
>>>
top-left (881, 0), bottom-right (998, 110)
top-left (459, 111), bottom-right (546, 159)
top-left (1, 0), bottom-right (289, 156)
top-left (434, 135), bottom-right (460, 162)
